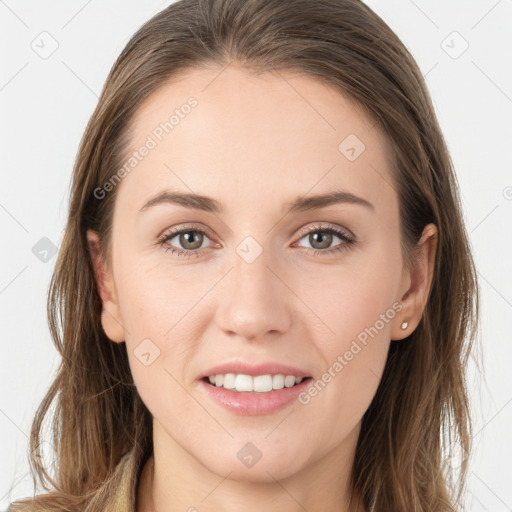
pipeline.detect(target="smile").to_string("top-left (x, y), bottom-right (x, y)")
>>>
top-left (206, 373), bottom-right (306, 392)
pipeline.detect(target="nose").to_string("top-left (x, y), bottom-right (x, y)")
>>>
top-left (214, 243), bottom-right (293, 342)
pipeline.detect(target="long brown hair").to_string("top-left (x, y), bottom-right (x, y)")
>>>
top-left (8, 0), bottom-right (479, 510)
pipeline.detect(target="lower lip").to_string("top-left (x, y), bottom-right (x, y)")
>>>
top-left (198, 378), bottom-right (312, 416)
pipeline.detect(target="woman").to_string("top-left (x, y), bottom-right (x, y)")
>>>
top-left (8, 0), bottom-right (479, 510)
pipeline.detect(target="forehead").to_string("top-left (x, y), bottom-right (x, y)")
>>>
top-left (118, 63), bottom-right (396, 216)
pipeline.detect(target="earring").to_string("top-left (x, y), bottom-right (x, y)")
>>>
top-left (400, 321), bottom-right (408, 330)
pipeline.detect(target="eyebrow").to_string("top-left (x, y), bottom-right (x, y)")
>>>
top-left (139, 189), bottom-right (375, 214)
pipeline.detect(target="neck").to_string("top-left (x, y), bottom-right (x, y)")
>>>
top-left (137, 420), bottom-right (366, 512)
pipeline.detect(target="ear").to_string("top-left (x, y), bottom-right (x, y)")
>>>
top-left (86, 229), bottom-right (125, 343)
top-left (391, 223), bottom-right (438, 341)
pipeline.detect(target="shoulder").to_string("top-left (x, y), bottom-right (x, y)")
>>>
top-left (6, 447), bottom-right (147, 512)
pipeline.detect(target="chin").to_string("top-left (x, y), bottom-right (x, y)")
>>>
top-left (199, 447), bottom-right (306, 483)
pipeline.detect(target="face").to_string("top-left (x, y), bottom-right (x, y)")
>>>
top-left (88, 64), bottom-right (435, 483)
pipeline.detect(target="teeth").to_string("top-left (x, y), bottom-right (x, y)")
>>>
top-left (223, 373), bottom-right (236, 389)
top-left (236, 374), bottom-right (254, 392)
top-left (273, 374), bottom-right (285, 390)
top-left (207, 373), bottom-right (304, 392)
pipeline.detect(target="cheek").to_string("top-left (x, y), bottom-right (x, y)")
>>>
top-left (115, 255), bottom-right (210, 339)
top-left (122, 297), bottom-right (198, 428)
top-left (303, 245), bottom-right (400, 350)
top-left (296, 247), bottom-right (399, 423)
top-left (114, 259), bottom-right (213, 414)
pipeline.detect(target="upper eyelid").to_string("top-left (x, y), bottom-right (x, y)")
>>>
top-left (160, 223), bottom-right (216, 242)
top-left (295, 223), bottom-right (354, 240)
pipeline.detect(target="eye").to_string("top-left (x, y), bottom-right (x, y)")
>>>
top-left (293, 223), bottom-right (355, 256)
top-left (158, 224), bottom-right (216, 259)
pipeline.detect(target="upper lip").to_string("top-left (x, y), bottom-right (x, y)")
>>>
top-left (199, 361), bottom-right (311, 380)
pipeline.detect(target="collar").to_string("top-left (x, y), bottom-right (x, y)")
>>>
top-left (84, 446), bottom-right (147, 512)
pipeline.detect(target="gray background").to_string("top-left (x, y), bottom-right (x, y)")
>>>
top-left (1, 0), bottom-right (511, 510)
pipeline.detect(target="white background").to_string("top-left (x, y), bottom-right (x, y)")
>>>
top-left (1, 1), bottom-right (511, 510)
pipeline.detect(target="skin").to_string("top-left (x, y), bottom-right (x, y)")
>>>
top-left (87, 63), bottom-right (437, 512)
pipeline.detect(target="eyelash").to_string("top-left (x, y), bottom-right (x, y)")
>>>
top-left (158, 223), bottom-right (355, 259)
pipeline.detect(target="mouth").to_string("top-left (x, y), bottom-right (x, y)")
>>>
top-left (201, 373), bottom-right (313, 393)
